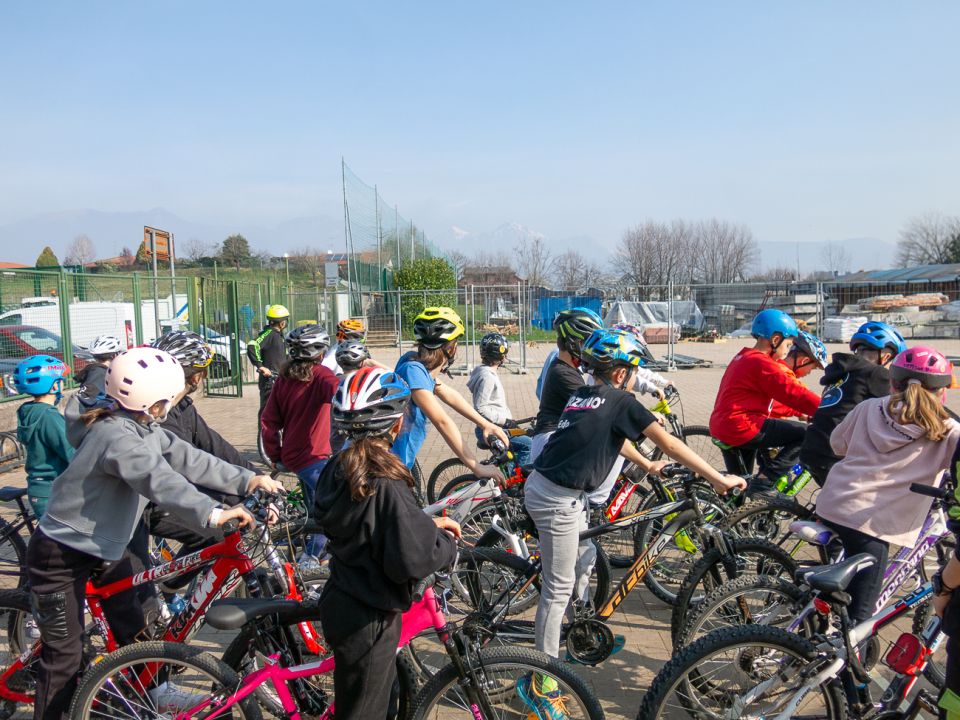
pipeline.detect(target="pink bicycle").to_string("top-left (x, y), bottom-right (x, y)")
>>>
top-left (67, 577), bottom-right (604, 719)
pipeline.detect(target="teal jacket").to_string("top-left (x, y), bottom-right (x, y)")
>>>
top-left (17, 401), bottom-right (75, 511)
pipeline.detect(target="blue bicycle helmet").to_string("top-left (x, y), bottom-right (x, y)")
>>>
top-left (849, 321), bottom-right (907, 356)
top-left (792, 331), bottom-right (828, 369)
top-left (751, 309), bottom-right (799, 340)
top-left (580, 328), bottom-right (646, 370)
top-left (14, 355), bottom-right (70, 399)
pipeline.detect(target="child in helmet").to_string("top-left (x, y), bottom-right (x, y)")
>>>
top-left (467, 332), bottom-right (533, 465)
top-left (610, 323), bottom-right (674, 398)
top-left (524, 328), bottom-right (745, 689)
top-left (314, 367), bottom-right (460, 720)
top-left (392, 307), bottom-right (508, 481)
top-left (260, 324), bottom-right (339, 569)
top-left (247, 304), bottom-right (290, 413)
top-left (27, 346), bottom-right (282, 719)
top-left (14, 355), bottom-right (74, 518)
top-left (815, 346), bottom-right (959, 623)
top-left (768, 330), bottom-right (828, 420)
top-left (531, 307), bottom-right (603, 460)
top-left (709, 309), bottom-right (821, 483)
top-left (74, 334), bottom-right (123, 397)
top-left (322, 318), bottom-right (390, 375)
top-left (800, 321), bottom-right (907, 486)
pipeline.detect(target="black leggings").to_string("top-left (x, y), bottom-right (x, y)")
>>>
top-left (820, 520), bottom-right (889, 622)
top-left (27, 531), bottom-right (147, 720)
top-left (721, 418), bottom-right (806, 482)
top-left (318, 585), bottom-right (401, 720)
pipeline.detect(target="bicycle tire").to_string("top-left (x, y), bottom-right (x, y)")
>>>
top-left (438, 473), bottom-right (480, 502)
top-left (256, 427), bottom-right (271, 467)
top-left (670, 537), bottom-right (798, 644)
top-left (675, 573), bottom-right (808, 650)
top-left (720, 494), bottom-right (823, 557)
top-left (0, 589), bottom-right (36, 720)
top-left (427, 458), bottom-right (471, 503)
top-left (409, 645), bottom-right (604, 720)
top-left (637, 624), bottom-right (846, 719)
top-left (70, 640), bottom-right (262, 720)
top-left (412, 459), bottom-right (427, 508)
top-left (679, 425), bottom-right (728, 473)
top-left (0, 518), bottom-right (27, 590)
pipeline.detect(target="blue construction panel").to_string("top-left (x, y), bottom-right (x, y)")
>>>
top-left (532, 296), bottom-right (602, 330)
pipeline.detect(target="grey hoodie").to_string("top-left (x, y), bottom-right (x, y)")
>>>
top-left (39, 409), bottom-right (253, 561)
top-left (467, 365), bottom-right (511, 426)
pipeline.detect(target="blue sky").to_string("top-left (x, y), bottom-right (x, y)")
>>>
top-left (1, 2), bottom-right (958, 260)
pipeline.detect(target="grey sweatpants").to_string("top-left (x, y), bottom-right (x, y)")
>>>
top-left (524, 470), bottom-right (597, 658)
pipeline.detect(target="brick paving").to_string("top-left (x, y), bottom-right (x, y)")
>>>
top-left (2, 337), bottom-right (960, 718)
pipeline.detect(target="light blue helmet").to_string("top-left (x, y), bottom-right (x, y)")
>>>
top-left (14, 355), bottom-right (70, 400)
top-left (580, 328), bottom-right (646, 370)
top-left (751, 309), bottom-right (799, 340)
top-left (849, 321), bottom-right (907, 356)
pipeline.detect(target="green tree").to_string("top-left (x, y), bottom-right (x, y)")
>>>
top-left (220, 234), bottom-right (252, 270)
top-left (394, 257), bottom-right (458, 331)
top-left (35, 246), bottom-right (60, 268)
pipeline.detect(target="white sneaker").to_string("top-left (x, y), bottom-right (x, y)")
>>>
top-left (25, 617), bottom-right (40, 641)
top-left (148, 681), bottom-right (205, 712)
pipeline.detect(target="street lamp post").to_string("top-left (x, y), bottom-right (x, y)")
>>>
top-left (283, 253), bottom-right (290, 288)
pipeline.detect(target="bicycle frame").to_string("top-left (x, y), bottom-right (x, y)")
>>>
top-left (151, 587), bottom-right (455, 720)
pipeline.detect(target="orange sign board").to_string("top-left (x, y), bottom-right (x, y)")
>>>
top-left (143, 227), bottom-right (173, 261)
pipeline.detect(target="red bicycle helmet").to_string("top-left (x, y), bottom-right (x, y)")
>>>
top-left (890, 346), bottom-right (953, 391)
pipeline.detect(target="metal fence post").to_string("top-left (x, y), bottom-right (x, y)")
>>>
top-left (57, 269), bottom-right (74, 373)
top-left (228, 280), bottom-right (243, 397)
top-left (132, 273), bottom-right (144, 345)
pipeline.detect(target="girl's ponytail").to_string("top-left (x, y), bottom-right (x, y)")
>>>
top-left (281, 357), bottom-right (318, 383)
top-left (336, 435), bottom-right (414, 501)
top-left (889, 381), bottom-right (950, 441)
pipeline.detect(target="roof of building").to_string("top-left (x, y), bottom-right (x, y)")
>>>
top-left (837, 263), bottom-right (960, 283)
top-left (0, 262), bottom-right (29, 269)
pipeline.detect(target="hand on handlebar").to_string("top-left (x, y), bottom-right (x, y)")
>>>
top-left (713, 473), bottom-right (748, 496)
top-left (647, 460), bottom-right (670, 478)
top-left (483, 423), bottom-right (510, 449)
top-left (472, 461), bottom-right (505, 484)
top-left (246, 474), bottom-right (286, 496)
top-left (213, 505), bottom-right (255, 529)
top-left (434, 516), bottom-right (462, 539)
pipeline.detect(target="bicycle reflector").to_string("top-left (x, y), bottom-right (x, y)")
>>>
top-left (884, 633), bottom-right (926, 676)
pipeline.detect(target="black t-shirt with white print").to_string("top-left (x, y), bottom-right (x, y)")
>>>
top-left (534, 383), bottom-right (657, 492)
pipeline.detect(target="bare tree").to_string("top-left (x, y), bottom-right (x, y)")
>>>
top-left (182, 237), bottom-right (215, 262)
top-left (515, 236), bottom-right (554, 288)
top-left (447, 250), bottom-right (470, 283)
top-left (553, 250), bottom-right (587, 290)
top-left (750, 265), bottom-right (798, 282)
top-left (118, 247), bottom-right (135, 269)
top-left (895, 212), bottom-right (960, 267)
top-left (615, 222), bottom-right (659, 290)
top-left (614, 220), bottom-right (697, 296)
top-left (289, 247), bottom-right (324, 285)
top-left (820, 241), bottom-right (851, 276)
top-left (691, 219), bottom-right (758, 283)
top-left (64, 234), bottom-right (95, 267)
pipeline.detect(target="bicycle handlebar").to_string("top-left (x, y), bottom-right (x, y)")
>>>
top-left (659, 464), bottom-right (690, 479)
top-left (910, 483), bottom-right (950, 500)
top-left (412, 574), bottom-right (435, 602)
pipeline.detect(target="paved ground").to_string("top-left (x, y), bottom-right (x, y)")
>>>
top-left (3, 337), bottom-right (960, 718)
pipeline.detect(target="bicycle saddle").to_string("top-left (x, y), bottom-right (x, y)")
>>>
top-left (0, 486), bottom-right (27, 502)
top-left (206, 598), bottom-right (307, 630)
top-left (789, 520), bottom-right (837, 547)
top-left (797, 552), bottom-right (876, 594)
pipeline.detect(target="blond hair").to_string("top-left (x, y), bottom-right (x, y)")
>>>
top-left (889, 382), bottom-right (950, 442)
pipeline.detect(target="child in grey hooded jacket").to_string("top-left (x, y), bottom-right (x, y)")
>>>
top-left (27, 347), bottom-right (282, 720)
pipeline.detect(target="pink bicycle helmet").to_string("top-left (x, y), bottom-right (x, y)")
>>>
top-left (889, 346), bottom-right (954, 391)
top-left (106, 347), bottom-right (185, 414)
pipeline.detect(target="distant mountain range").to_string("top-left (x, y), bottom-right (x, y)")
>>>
top-left (0, 208), bottom-right (897, 275)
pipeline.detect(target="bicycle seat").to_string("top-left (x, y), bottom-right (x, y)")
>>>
top-left (789, 520), bottom-right (837, 547)
top-left (0, 486), bottom-right (27, 502)
top-left (797, 553), bottom-right (877, 594)
top-left (206, 598), bottom-right (304, 630)
top-left (711, 438), bottom-right (735, 451)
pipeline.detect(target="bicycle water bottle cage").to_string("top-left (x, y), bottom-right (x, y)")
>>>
top-left (789, 520), bottom-right (837, 547)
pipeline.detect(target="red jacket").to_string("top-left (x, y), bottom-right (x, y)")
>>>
top-left (709, 348), bottom-right (820, 446)
top-left (260, 364), bottom-right (339, 472)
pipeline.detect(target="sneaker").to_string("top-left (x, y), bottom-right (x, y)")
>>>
top-left (148, 681), bottom-right (205, 713)
top-left (25, 617), bottom-right (40, 641)
top-left (516, 672), bottom-right (569, 720)
top-left (298, 554), bottom-right (323, 572)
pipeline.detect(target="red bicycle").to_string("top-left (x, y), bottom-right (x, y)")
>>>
top-left (0, 491), bottom-right (326, 717)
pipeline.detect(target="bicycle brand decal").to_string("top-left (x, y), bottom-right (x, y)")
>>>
top-left (131, 550), bottom-right (204, 586)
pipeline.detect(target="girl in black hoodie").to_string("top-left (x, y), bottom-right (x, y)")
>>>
top-left (313, 367), bottom-right (460, 720)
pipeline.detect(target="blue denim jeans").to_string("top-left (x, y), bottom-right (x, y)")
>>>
top-left (474, 427), bottom-right (533, 468)
top-left (298, 458), bottom-right (329, 558)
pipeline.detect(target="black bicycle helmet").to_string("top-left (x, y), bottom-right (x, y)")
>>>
top-left (554, 307), bottom-right (603, 358)
top-left (413, 307), bottom-right (465, 349)
top-left (335, 340), bottom-right (370, 371)
top-left (286, 324), bottom-right (331, 360)
top-left (150, 330), bottom-right (214, 369)
top-left (479, 333), bottom-right (509, 362)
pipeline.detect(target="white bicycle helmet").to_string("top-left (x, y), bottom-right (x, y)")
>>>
top-left (88, 335), bottom-right (124, 357)
top-left (332, 367), bottom-right (410, 435)
top-left (335, 340), bottom-right (370, 371)
top-left (106, 347), bottom-right (185, 415)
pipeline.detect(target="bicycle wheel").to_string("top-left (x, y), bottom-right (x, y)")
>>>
top-left (596, 463), bottom-right (659, 569)
top-left (438, 473), bottom-right (481, 503)
top-left (256, 427), bottom-right (271, 467)
top-left (409, 646), bottom-right (604, 720)
top-left (0, 589), bottom-right (37, 720)
top-left (412, 459), bottom-right (427, 507)
top-left (70, 640), bottom-right (262, 720)
top-left (680, 425), bottom-right (727, 472)
top-left (674, 573), bottom-right (808, 649)
top-left (638, 624), bottom-right (846, 719)
top-left (0, 519), bottom-right (26, 590)
top-left (427, 458), bottom-right (471, 503)
top-left (670, 537), bottom-right (798, 644)
top-left (721, 495), bottom-right (825, 566)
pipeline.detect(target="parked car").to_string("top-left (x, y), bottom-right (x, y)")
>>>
top-left (0, 325), bottom-right (89, 376)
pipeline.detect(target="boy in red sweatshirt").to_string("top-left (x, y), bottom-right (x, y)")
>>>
top-left (709, 310), bottom-right (820, 484)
